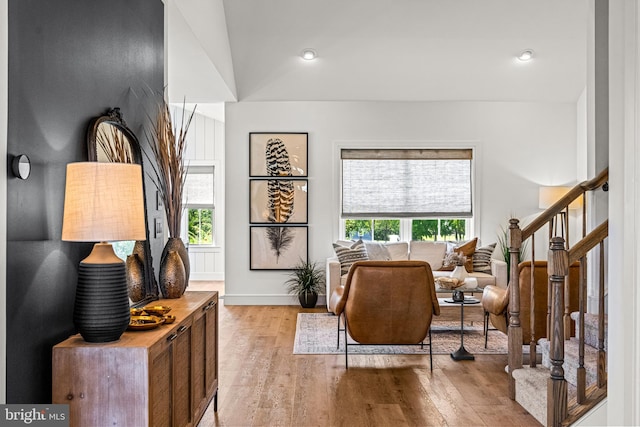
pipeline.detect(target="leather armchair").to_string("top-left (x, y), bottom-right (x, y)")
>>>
top-left (333, 260), bottom-right (440, 368)
top-left (482, 260), bottom-right (580, 346)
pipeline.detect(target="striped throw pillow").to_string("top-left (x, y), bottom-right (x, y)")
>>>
top-left (333, 240), bottom-right (369, 276)
top-left (473, 243), bottom-right (496, 273)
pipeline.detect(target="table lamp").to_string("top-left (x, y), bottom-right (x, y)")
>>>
top-left (62, 162), bottom-right (146, 342)
top-left (538, 186), bottom-right (583, 210)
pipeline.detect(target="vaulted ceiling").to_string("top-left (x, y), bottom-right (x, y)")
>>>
top-left (169, 0), bottom-right (588, 107)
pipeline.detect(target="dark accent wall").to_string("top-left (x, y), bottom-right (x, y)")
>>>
top-left (7, 0), bottom-right (164, 403)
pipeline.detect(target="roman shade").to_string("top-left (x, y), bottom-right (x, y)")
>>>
top-left (341, 149), bottom-right (473, 218)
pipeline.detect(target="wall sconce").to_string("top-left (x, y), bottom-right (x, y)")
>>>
top-left (62, 162), bottom-right (146, 342)
top-left (11, 154), bottom-right (31, 179)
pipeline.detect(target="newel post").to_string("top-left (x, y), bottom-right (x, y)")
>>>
top-left (547, 237), bottom-right (568, 427)
top-left (507, 218), bottom-right (523, 400)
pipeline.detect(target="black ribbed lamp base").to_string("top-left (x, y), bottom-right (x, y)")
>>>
top-left (73, 261), bottom-right (130, 343)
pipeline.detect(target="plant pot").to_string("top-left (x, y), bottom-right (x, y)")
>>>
top-left (161, 237), bottom-right (190, 285)
top-left (299, 291), bottom-right (318, 308)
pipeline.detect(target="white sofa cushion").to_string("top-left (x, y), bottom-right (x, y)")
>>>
top-left (384, 242), bottom-right (409, 260)
top-left (409, 241), bottom-right (447, 270)
top-left (364, 241), bottom-right (391, 261)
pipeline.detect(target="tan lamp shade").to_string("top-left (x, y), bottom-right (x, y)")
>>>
top-left (538, 186), bottom-right (583, 210)
top-left (62, 162), bottom-right (146, 242)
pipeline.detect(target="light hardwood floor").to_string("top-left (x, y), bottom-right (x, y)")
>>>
top-left (192, 282), bottom-right (540, 426)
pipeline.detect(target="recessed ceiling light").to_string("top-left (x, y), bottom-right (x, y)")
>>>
top-left (517, 49), bottom-right (534, 62)
top-left (301, 48), bottom-right (317, 61)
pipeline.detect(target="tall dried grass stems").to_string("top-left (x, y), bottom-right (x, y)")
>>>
top-left (147, 99), bottom-right (195, 238)
top-left (96, 125), bottom-right (134, 164)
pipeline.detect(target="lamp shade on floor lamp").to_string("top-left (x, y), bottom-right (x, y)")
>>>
top-left (62, 162), bottom-right (146, 342)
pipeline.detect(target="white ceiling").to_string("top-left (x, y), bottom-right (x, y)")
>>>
top-left (170, 0), bottom-right (588, 105)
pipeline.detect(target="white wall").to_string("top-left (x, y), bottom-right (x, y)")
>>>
top-left (225, 101), bottom-right (578, 305)
top-left (181, 109), bottom-right (225, 281)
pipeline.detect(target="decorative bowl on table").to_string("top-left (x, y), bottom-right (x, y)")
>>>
top-left (142, 305), bottom-right (172, 316)
top-left (162, 314), bottom-right (176, 324)
top-left (130, 307), bottom-right (147, 316)
top-left (435, 277), bottom-right (465, 290)
top-left (128, 315), bottom-right (163, 330)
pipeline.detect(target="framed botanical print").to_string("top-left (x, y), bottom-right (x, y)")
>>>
top-left (249, 179), bottom-right (308, 224)
top-left (250, 226), bottom-right (308, 270)
top-left (249, 132), bottom-right (308, 177)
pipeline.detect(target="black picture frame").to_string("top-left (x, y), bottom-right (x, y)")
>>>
top-left (249, 179), bottom-right (308, 224)
top-left (250, 225), bottom-right (308, 270)
top-left (249, 132), bottom-right (308, 177)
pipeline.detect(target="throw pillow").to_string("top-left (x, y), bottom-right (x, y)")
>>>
top-left (409, 241), bottom-right (447, 270)
top-left (333, 239), bottom-right (369, 275)
top-left (454, 237), bottom-right (477, 272)
top-left (473, 243), bottom-right (496, 274)
top-left (364, 241), bottom-right (391, 261)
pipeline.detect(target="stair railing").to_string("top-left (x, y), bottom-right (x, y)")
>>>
top-left (505, 168), bottom-right (608, 403)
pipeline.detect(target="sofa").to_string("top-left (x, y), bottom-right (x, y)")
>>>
top-left (327, 239), bottom-right (507, 312)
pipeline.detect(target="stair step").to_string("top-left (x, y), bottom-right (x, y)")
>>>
top-left (513, 365), bottom-right (583, 426)
top-left (539, 337), bottom-right (602, 387)
top-left (570, 312), bottom-right (608, 351)
top-left (512, 366), bottom-right (549, 426)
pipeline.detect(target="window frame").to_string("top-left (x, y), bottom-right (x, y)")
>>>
top-left (181, 164), bottom-right (215, 247)
top-left (337, 144), bottom-right (478, 241)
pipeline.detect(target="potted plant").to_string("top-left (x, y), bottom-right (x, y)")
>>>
top-left (285, 259), bottom-right (325, 308)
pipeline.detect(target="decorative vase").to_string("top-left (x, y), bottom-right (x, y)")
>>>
top-left (299, 291), bottom-right (318, 308)
top-left (450, 265), bottom-right (468, 281)
top-left (126, 253), bottom-right (145, 302)
top-left (159, 250), bottom-right (186, 298)
top-left (162, 237), bottom-right (190, 286)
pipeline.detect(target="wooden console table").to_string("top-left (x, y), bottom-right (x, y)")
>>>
top-left (52, 291), bottom-right (218, 427)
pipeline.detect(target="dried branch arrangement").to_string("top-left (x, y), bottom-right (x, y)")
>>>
top-left (96, 125), bottom-right (133, 164)
top-left (146, 98), bottom-right (195, 238)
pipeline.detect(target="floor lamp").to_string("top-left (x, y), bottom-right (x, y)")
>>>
top-left (62, 162), bottom-right (146, 343)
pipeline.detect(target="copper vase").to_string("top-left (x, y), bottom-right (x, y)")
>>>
top-left (159, 250), bottom-right (186, 298)
top-left (161, 237), bottom-right (190, 285)
top-left (126, 253), bottom-right (145, 302)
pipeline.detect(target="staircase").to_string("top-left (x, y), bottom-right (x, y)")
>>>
top-left (513, 313), bottom-right (606, 425)
top-left (502, 168), bottom-right (608, 426)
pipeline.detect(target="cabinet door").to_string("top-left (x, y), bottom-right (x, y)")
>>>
top-left (204, 299), bottom-right (218, 397)
top-left (172, 322), bottom-right (193, 427)
top-left (150, 338), bottom-right (172, 427)
top-left (192, 297), bottom-right (218, 421)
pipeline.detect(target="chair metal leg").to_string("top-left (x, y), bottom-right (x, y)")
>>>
top-left (429, 328), bottom-right (433, 371)
top-left (337, 313), bottom-right (341, 349)
top-left (344, 315), bottom-right (349, 369)
top-left (484, 311), bottom-right (489, 349)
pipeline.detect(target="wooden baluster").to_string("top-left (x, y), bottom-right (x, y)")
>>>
top-left (507, 218), bottom-right (523, 400)
top-left (547, 237), bottom-right (568, 427)
top-left (530, 234), bottom-right (536, 368)
top-left (597, 241), bottom-right (607, 389)
top-left (563, 208), bottom-right (572, 340)
top-left (576, 255), bottom-right (587, 403)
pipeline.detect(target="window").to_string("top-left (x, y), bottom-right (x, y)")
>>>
top-left (183, 166), bottom-right (215, 245)
top-left (341, 148), bottom-right (473, 241)
top-left (341, 148), bottom-right (472, 218)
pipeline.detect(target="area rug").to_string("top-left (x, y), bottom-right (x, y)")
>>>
top-left (293, 313), bottom-right (508, 355)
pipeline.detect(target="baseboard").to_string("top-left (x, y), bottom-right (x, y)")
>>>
top-left (223, 293), bottom-right (327, 306)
